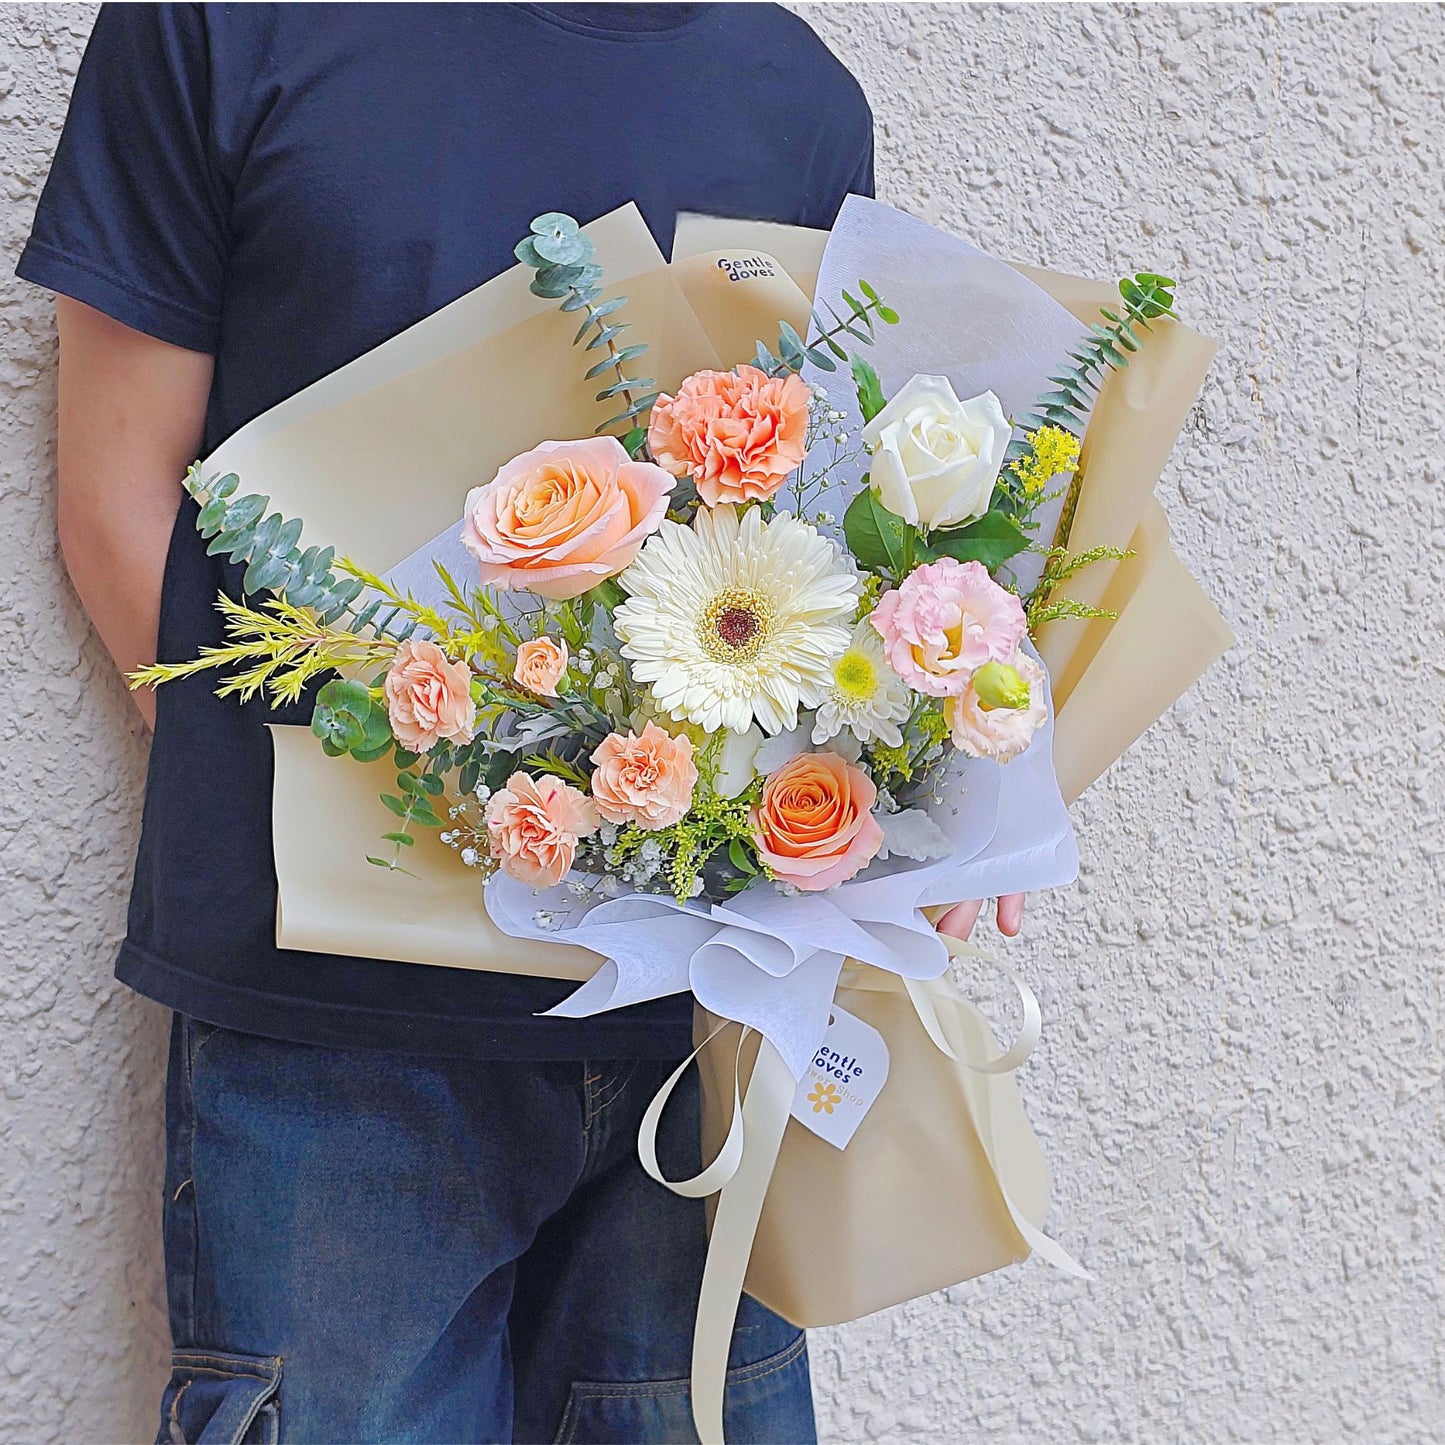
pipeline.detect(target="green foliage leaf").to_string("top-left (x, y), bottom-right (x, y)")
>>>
top-left (197, 495), bottom-right (228, 531)
top-left (318, 678), bottom-right (371, 715)
top-left (920, 510), bottom-right (1030, 568)
top-left (408, 800), bottom-right (444, 828)
top-left (851, 355), bottom-right (886, 423)
top-left (844, 486), bottom-right (910, 577)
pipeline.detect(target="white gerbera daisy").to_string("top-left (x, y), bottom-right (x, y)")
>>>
top-left (614, 505), bottom-right (859, 735)
top-left (811, 619), bottom-right (912, 748)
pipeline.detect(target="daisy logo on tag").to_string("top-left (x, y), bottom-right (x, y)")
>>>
top-left (789, 1005), bottom-right (890, 1150)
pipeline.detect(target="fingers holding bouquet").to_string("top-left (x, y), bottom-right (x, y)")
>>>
top-left (935, 892), bottom-right (1026, 943)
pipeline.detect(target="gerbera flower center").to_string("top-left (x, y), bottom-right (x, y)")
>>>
top-left (832, 651), bottom-right (877, 702)
top-left (698, 587), bottom-right (775, 665)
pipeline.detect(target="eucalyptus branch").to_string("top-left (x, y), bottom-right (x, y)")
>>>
top-left (178, 463), bottom-right (366, 624)
top-left (1008, 272), bottom-right (1177, 464)
top-left (514, 213), bottom-right (659, 444)
top-left (754, 280), bottom-right (898, 378)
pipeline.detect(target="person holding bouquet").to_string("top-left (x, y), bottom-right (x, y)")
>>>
top-left (18, 5), bottom-right (1019, 1440)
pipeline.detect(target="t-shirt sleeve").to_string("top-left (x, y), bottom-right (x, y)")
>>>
top-left (844, 126), bottom-right (876, 201)
top-left (15, 3), bottom-right (227, 354)
top-left (800, 73), bottom-right (875, 224)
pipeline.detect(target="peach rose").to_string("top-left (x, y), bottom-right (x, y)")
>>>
top-left (590, 722), bottom-right (697, 830)
top-left (647, 364), bottom-right (810, 506)
top-left (513, 636), bottom-right (568, 697)
top-left (484, 771), bottom-right (600, 889)
top-left (750, 751), bottom-right (884, 892)
top-left (382, 638), bottom-right (476, 753)
top-left (461, 437), bottom-right (674, 601)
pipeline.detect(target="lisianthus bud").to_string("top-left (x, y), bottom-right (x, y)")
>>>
top-left (971, 660), bottom-right (1030, 711)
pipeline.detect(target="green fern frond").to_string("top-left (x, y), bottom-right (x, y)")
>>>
top-left (1005, 272), bottom-right (1177, 468)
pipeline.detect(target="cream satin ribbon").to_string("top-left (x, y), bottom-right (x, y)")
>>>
top-left (636, 940), bottom-right (1086, 1445)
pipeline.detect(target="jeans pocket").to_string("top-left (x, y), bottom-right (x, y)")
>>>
top-left (553, 1331), bottom-right (813, 1445)
top-left (157, 1349), bottom-right (282, 1445)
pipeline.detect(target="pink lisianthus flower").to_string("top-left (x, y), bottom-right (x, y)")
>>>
top-left (945, 650), bottom-right (1048, 762)
top-left (382, 638), bottom-right (476, 752)
top-left (869, 557), bottom-right (1026, 697)
top-left (590, 722), bottom-right (697, 830)
top-left (484, 772), bottom-right (600, 889)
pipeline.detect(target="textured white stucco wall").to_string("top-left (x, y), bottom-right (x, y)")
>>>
top-left (2, 4), bottom-right (1441, 1442)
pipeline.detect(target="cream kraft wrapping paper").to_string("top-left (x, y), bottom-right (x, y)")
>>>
top-left (673, 206), bottom-right (1232, 802)
top-left (195, 200), bottom-right (1230, 1357)
top-left (236, 199), bottom-right (1227, 976)
top-left (695, 970), bottom-right (1052, 1329)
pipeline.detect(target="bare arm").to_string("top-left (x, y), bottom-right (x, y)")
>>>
top-left (55, 296), bottom-right (214, 730)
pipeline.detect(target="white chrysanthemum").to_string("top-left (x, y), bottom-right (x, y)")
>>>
top-left (810, 619), bottom-right (913, 749)
top-left (614, 505), bottom-right (859, 735)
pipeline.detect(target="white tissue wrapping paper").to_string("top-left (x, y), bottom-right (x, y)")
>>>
top-left (485, 644), bottom-right (1077, 1080)
top-left (802, 196), bottom-right (1098, 598)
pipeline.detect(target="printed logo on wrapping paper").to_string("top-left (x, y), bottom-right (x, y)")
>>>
top-left (789, 1005), bottom-right (890, 1150)
top-left (717, 254), bottom-right (778, 283)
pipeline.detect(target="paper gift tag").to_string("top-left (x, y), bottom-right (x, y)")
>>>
top-left (789, 1005), bottom-right (890, 1150)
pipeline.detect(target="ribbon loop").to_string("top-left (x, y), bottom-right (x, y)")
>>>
top-left (638, 1021), bottom-right (748, 1200)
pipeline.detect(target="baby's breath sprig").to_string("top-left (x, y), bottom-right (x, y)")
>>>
top-left (603, 784), bottom-right (765, 903)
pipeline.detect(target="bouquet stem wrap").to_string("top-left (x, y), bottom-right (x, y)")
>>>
top-left (639, 941), bottom-right (1086, 1445)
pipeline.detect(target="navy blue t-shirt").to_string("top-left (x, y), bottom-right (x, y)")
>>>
top-left (18, 2), bottom-right (873, 1059)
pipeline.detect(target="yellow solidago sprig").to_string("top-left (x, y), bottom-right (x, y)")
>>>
top-left (1009, 424), bottom-right (1081, 498)
top-left (128, 592), bottom-right (398, 706)
top-left (1025, 543), bottom-right (1135, 633)
top-left (601, 781), bottom-right (766, 903)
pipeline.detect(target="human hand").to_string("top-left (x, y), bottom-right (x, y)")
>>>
top-left (934, 893), bottom-right (1026, 943)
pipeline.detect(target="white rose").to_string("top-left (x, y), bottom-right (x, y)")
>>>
top-left (712, 724), bottom-right (766, 797)
top-left (861, 375), bottom-right (1011, 530)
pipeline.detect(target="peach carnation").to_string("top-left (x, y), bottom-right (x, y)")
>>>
top-left (647, 364), bottom-right (810, 506)
top-left (382, 638), bottom-right (476, 753)
top-left (590, 722), bottom-right (697, 830)
top-left (870, 557), bottom-right (1026, 697)
top-left (513, 636), bottom-right (568, 697)
top-left (945, 651), bottom-right (1048, 763)
top-left (461, 436), bottom-right (673, 601)
top-left (751, 751), bottom-right (884, 892)
top-left (484, 771), bottom-right (599, 889)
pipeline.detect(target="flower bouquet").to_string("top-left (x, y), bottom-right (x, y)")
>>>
top-left (134, 198), bottom-right (1227, 1443)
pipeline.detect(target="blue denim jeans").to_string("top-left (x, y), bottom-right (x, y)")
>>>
top-left (159, 1015), bottom-right (814, 1444)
